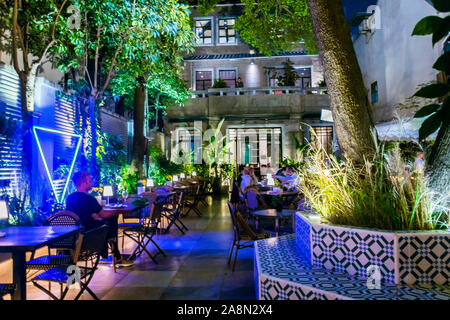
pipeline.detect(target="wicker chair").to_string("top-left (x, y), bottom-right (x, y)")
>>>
top-left (27, 211), bottom-right (80, 277)
top-left (227, 202), bottom-right (271, 272)
top-left (0, 284), bottom-right (15, 300)
top-left (31, 225), bottom-right (109, 300)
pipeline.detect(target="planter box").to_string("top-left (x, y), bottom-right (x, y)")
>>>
top-left (296, 212), bottom-right (449, 285)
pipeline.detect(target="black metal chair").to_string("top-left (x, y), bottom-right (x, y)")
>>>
top-left (31, 225), bottom-right (109, 300)
top-left (123, 196), bottom-right (167, 263)
top-left (162, 191), bottom-right (189, 234)
top-left (27, 211), bottom-right (80, 278)
top-left (227, 202), bottom-right (271, 272)
top-left (183, 183), bottom-right (203, 217)
top-left (0, 284), bottom-right (15, 300)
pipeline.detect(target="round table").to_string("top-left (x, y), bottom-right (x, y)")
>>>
top-left (250, 209), bottom-right (296, 236)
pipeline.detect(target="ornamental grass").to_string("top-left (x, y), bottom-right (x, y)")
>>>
top-left (300, 138), bottom-right (448, 231)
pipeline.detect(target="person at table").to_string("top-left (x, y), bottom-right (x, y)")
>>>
top-left (240, 167), bottom-right (251, 195)
top-left (274, 166), bottom-right (298, 189)
top-left (249, 167), bottom-right (259, 185)
top-left (66, 172), bottom-right (133, 266)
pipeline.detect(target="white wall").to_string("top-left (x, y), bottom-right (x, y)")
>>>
top-left (353, 0), bottom-right (447, 123)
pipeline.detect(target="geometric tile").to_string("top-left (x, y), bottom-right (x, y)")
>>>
top-left (255, 235), bottom-right (450, 300)
top-left (398, 234), bottom-right (450, 285)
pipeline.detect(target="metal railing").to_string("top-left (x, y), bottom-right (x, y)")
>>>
top-left (190, 86), bottom-right (328, 98)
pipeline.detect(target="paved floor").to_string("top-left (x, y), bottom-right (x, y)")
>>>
top-left (2, 196), bottom-right (257, 300)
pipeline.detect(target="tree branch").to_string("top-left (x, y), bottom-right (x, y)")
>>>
top-left (11, 0), bottom-right (21, 75)
top-left (97, 38), bottom-right (124, 99)
top-left (51, 0), bottom-right (68, 40)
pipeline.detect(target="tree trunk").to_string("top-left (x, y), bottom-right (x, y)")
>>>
top-left (306, 0), bottom-right (376, 162)
top-left (131, 82), bottom-right (147, 177)
top-left (88, 95), bottom-right (99, 184)
top-left (426, 119), bottom-right (450, 210)
top-left (18, 73), bottom-right (33, 191)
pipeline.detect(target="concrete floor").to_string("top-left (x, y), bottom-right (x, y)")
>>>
top-left (1, 196), bottom-right (257, 300)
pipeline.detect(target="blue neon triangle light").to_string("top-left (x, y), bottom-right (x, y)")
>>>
top-left (33, 126), bottom-right (82, 204)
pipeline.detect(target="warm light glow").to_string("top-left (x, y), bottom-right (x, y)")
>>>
top-left (0, 200), bottom-right (9, 221)
top-left (103, 185), bottom-right (113, 197)
top-left (172, 175), bottom-right (179, 182)
top-left (192, 171), bottom-right (197, 177)
top-left (267, 178), bottom-right (275, 186)
top-left (147, 179), bottom-right (154, 187)
top-left (180, 173), bottom-right (185, 179)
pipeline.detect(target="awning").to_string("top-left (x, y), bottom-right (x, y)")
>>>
top-left (375, 116), bottom-right (438, 141)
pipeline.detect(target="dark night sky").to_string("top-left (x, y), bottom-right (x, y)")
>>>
top-left (341, 0), bottom-right (378, 34)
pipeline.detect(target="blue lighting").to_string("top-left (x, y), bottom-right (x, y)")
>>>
top-left (32, 126), bottom-right (82, 204)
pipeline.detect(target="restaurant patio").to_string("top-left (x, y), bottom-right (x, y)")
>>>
top-left (0, 0), bottom-right (449, 304)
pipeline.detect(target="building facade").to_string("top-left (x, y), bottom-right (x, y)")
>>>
top-left (165, 2), bottom-right (331, 168)
top-left (351, 0), bottom-right (448, 140)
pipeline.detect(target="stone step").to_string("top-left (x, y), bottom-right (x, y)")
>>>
top-left (255, 234), bottom-right (450, 300)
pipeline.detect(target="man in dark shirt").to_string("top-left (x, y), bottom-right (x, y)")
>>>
top-left (66, 172), bottom-right (133, 266)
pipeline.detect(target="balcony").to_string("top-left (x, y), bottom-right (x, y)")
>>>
top-left (166, 87), bottom-right (330, 121)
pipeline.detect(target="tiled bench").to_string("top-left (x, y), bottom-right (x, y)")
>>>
top-left (255, 234), bottom-right (450, 300)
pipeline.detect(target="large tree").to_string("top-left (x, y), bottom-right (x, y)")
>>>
top-left (0, 0), bottom-right (73, 187)
top-left (306, 0), bottom-right (376, 162)
top-left (60, 0), bottom-right (194, 182)
top-left (107, 2), bottom-right (195, 177)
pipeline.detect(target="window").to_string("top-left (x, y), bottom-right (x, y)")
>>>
top-left (195, 19), bottom-right (213, 45)
top-left (218, 69), bottom-right (237, 88)
top-left (195, 71), bottom-right (212, 90)
top-left (310, 126), bottom-right (334, 155)
top-left (371, 81), bottom-right (378, 103)
top-left (218, 18), bottom-right (236, 44)
top-left (269, 67), bottom-right (312, 87)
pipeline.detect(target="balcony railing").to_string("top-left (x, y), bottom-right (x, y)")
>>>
top-left (190, 86), bottom-right (328, 98)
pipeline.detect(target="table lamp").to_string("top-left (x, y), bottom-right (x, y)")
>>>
top-left (192, 171), bottom-right (197, 177)
top-left (146, 178), bottom-right (154, 191)
top-left (103, 185), bottom-right (113, 206)
top-left (172, 175), bottom-right (179, 183)
top-left (180, 173), bottom-right (185, 180)
top-left (0, 200), bottom-right (9, 238)
top-left (267, 178), bottom-right (275, 187)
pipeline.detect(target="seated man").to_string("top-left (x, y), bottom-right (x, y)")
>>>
top-left (66, 172), bottom-right (133, 266)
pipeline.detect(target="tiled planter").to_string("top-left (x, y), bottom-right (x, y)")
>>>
top-left (295, 212), bottom-right (450, 285)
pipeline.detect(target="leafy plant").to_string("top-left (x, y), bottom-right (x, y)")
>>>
top-left (411, 1), bottom-right (450, 141)
top-left (212, 78), bottom-right (228, 89)
top-left (275, 59), bottom-right (301, 87)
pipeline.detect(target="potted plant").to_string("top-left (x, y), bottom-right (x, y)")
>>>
top-left (212, 78), bottom-right (228, 95)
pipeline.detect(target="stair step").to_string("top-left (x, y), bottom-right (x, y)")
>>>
top-left (255, 234), bottom-right (450, 300)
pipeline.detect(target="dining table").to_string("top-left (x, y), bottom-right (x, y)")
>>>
top-left (250, 209), bottom-right (296, 237)
top-left (0, 225), bottom-right (82, 300)
top-left (102, 203), bottom-right (147, 219)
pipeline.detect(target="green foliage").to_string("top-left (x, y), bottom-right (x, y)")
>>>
top-left (412, 4), bottom-right (450, 141)
top-left (212, 78), bottom-right (228, 89)
top-left (235, 0), bottom-right (316, 56)
top-left (148, 146), bottom-right (190, 185)
top-left (116, 164), bottom-right (139, 195)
